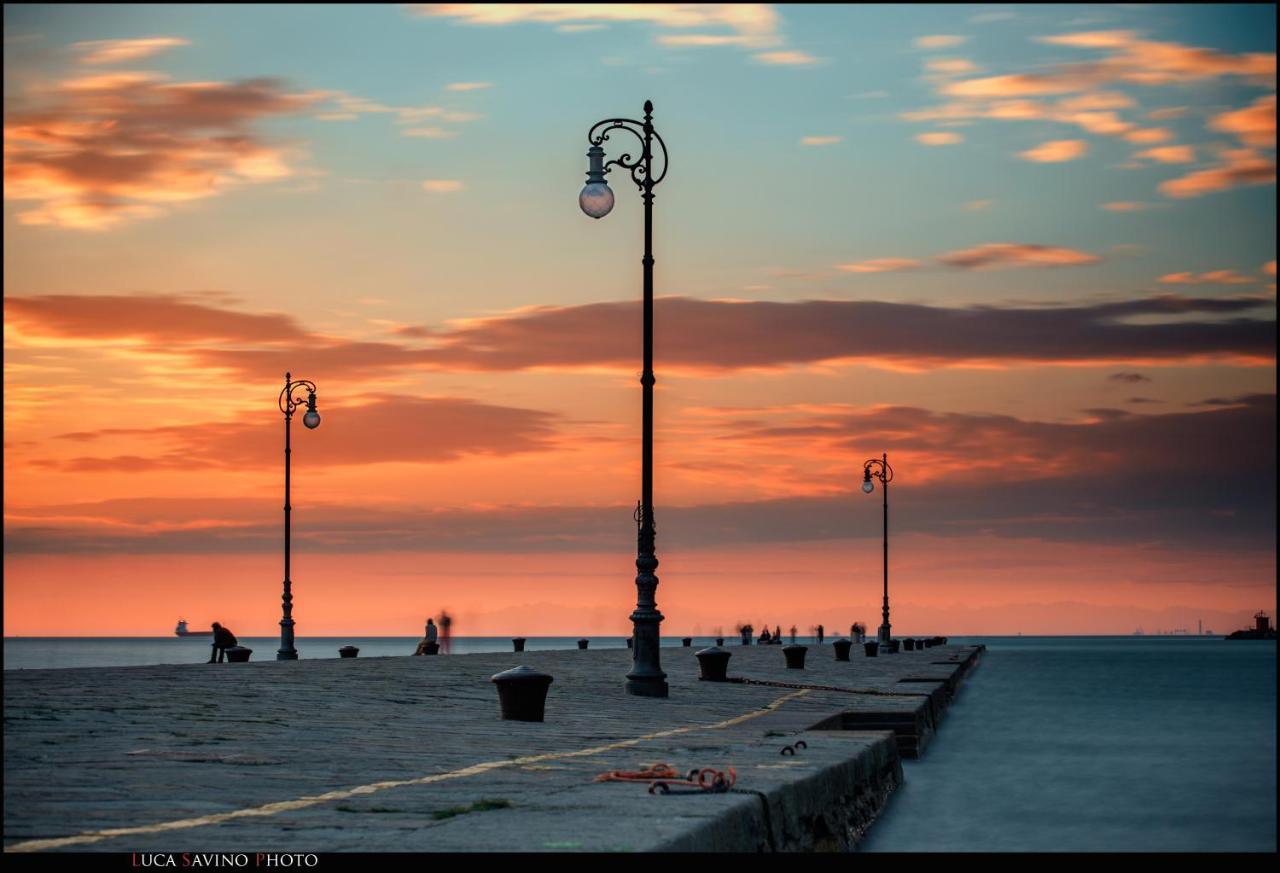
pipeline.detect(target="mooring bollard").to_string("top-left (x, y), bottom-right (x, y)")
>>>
top-left (832, 638), bottom-right (852, 661)
top-left (695, 646), bottom-right (732, 681)
top-left (512, 637), bottom-right (526, 653)
top-left (626, 637), bottom-right (633, 649)
top-left (887, 639), bottom-right (901, 654)
top-left (904, 638), bottom-right (916, 651)
top-left (715, 637), bottom-right (725, 646)
top-left (864, 641), bottom-right (879, 658)
top-left (782, 645), bottom-right (808, 669)
top-left (740, 628), bottom-right (752, 646)
top-left (577, 639), bottom-right (589, 650)
top-left (225, 646), bottom-right (252, 663)
top-left (682, 637), bottom-right (692, 647)
top-left (338, 646), bottom-right (359, 659)
top-left (491, 665), bottom-right (553, 722)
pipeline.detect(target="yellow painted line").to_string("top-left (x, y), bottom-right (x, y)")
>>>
top-left (7, 689), bottom-right (809, 853)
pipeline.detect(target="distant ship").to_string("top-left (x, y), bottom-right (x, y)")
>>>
top-left (174, 619), bottom-right (212, 637)
top-left (1133, 627), bottom-right (1145, 636)
top-left (1226, 612), bottom-right (1276, 641)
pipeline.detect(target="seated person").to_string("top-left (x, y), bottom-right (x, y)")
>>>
top-left (208, 622), bottom-right (237, 663)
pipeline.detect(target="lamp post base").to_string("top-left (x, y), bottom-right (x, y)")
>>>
top-left (878, 624), bottom-right (892, 647)
top-left (276, 650), bottom-right (299, 661)
top-left (625, 676), bottom-right (669, 697)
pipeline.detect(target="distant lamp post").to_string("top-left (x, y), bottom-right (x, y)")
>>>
top-left (278, 372), bottom-right (320, 660)
top-left (862, 453), bottom-right (894, 647)
top-left (581, 100), bottom-right (670, 698)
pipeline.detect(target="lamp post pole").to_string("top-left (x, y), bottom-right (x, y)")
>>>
top-left (278, 373), bottom-right (321, 661)
top-left (580, 100), bottom-right (670, 697)
top-left (862, 453), bottom-right (894, 647)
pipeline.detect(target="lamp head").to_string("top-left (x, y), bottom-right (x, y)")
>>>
top-left (862, 468), bottom-right (874, 493)
top-left (302, 392), bottom-right (320, 429)
top-left (579, 144), bottom-right (614, 218)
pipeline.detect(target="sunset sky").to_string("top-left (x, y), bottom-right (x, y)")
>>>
top-left (4, 4), bottom-right (1276, 637)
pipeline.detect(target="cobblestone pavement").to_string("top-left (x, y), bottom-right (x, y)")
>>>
top-left (4, 642), bottom-right (980, 852)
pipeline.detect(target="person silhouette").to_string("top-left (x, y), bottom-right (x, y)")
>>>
top-left (208, 622), bottom-right (237, 663)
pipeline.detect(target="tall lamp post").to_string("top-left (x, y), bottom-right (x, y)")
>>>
top-left (580, 100), bottom-right (670, 697)
top-left (862, 453), bottom-right (894, 647)
top-left (278, 372), bottom-right (321, 660)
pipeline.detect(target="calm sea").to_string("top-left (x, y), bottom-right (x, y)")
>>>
top-left (3, 634), bottom-right (1274, 851)
top-left (860, 636), bottom-right (1276, 853)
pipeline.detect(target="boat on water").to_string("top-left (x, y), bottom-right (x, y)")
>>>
top-left (174, 619), bottom-right (212, 637)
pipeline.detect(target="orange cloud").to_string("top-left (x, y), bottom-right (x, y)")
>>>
top-left (1101, 201), bottom-right (1148, 212)
top-left (1209, 94), bottom-right (1277, 148)
top-left (422, 179), bottom-right (464, 192)
top-left (4, 75), bottom-right (317, 229)
top-left (937, 243), bottom-right (1098, 269)
top-left (1034, 30), bottom-right (1276, 87)
top-left (915, 35), bottom-right (967, 49)
top-left (836, 258), bottom-right (922, 273)
top-left (800, 135), bottom-right (841, 146)
top-left (916, 131), bottom-right (964, 145)
top-left (1123, 127), bottom-right (1173, 144)
top-left (1159, 270), bottom-right (1256, 286)
top-left (753, 50), bottom-right (819, 65)
top-left (1159, 149), bottom-right (1276, 199)
top-left (1136, 145), bottom-right (1196, 163)
top-left (1019, 139), bottom-right (1088, 162)
top-left (71, 37), bottom-right (190, 65)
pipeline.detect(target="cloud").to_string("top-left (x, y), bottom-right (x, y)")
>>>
top-left (801, 135), bottom-right (841, 146)
top-left (445, 81), bottom-right (492, 91)
top-left (1136, 145), bottom-right (1195, 164)
top-left (935, 242), bottom-right (1099, 269)
top-left (1209, 94), bottom-right (1277, 148)
top-left (1032, 30), bottom-right (1275, 88)
top-left (753, 50), bottom-right (819, 66)
top-left (1101, 201), bottom-right (1149, 212)
top-left (1158, 148), bottom-right (1276, 199)
top-left (71, 37), bottom-right (190, 65)
top-left (411, 3), bottom-right (799, 60)
top-left (836, 258), bottom-right (922, 273)
top-left (402, 127), bottom-right (458, 139)
top-left (1266, 261), bottom-right (1276, 277)
top-left (4, 74), bottom-right (317, 229)
top-left (925, 58), bottom-right (978, 75)
top-left (1019, 139), bottom-right (1088, 162)
top-left (916, 131), bottom-right (964, 146)
top-left (4, 294), bottom-right (309, 343)
top-left (916, 35), bottom-right (967, 49)
top-left (1123, 127), bottom-right (1172, 144)
top-left (964, 199), bottom-right (994, 211)
top-left (1159, 270), bottom-right (1256, 286)
top-left (422, 179), bottom-right (464, 192)
top-left (9, 292), bottom-right (1272, 380)
top-left (32, 394), bottom-right (560, 474)
top-left (1108, 372), bottom-right (1151, 383)
top-left (9, 396), bottom-right (1273, 554)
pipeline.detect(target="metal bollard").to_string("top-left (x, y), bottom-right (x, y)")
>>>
top-left (715, 637), bottom-right (725, 646)
top-left (695, 646), bottom-right (732, 682)
top-left (832, 638), bottom-right (852, 661)
top-left (681, 637), bottom-right (692, 647)
top-left (904, 638), bottom-right (916, 651)
top-left (864, 641), bottom-right (879, 657)
top-left (887, 640), bottom-right (901, 654)
top-left (577, 639), bottom-right (589, 650)
top-left (782, 645), bottom-right (808, 669)
top-left (512, 637), bottom-right (526, 653)
top-left (338, 646), bottom-right (359, 659)
top-left (491, 665), bottom-right (553, 722)
top-left (626, 637), bottom-right (633, 649)
top-left (225, 646), bottom-right (252, 663)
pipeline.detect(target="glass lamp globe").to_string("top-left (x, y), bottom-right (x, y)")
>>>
top-left (303, 410), bottom-right (321, 429)
top-left (579, 182), bottom-right (614, 219)
top-left (862, 478), bottom-right (874, 494)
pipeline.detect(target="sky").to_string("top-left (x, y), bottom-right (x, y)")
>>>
top-left (3, 3), bottom-right (1276, 637)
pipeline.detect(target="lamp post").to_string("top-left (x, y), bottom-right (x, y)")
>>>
top-left (278, 372), bottom-right (321, 661)
top-left (580, 100), bottom-right (670, 698)
top-left (862, 453), bottom-right (894, 647)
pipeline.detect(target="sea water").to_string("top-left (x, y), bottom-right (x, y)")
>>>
top-left (859, 636), bottom-right (1276, 852)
